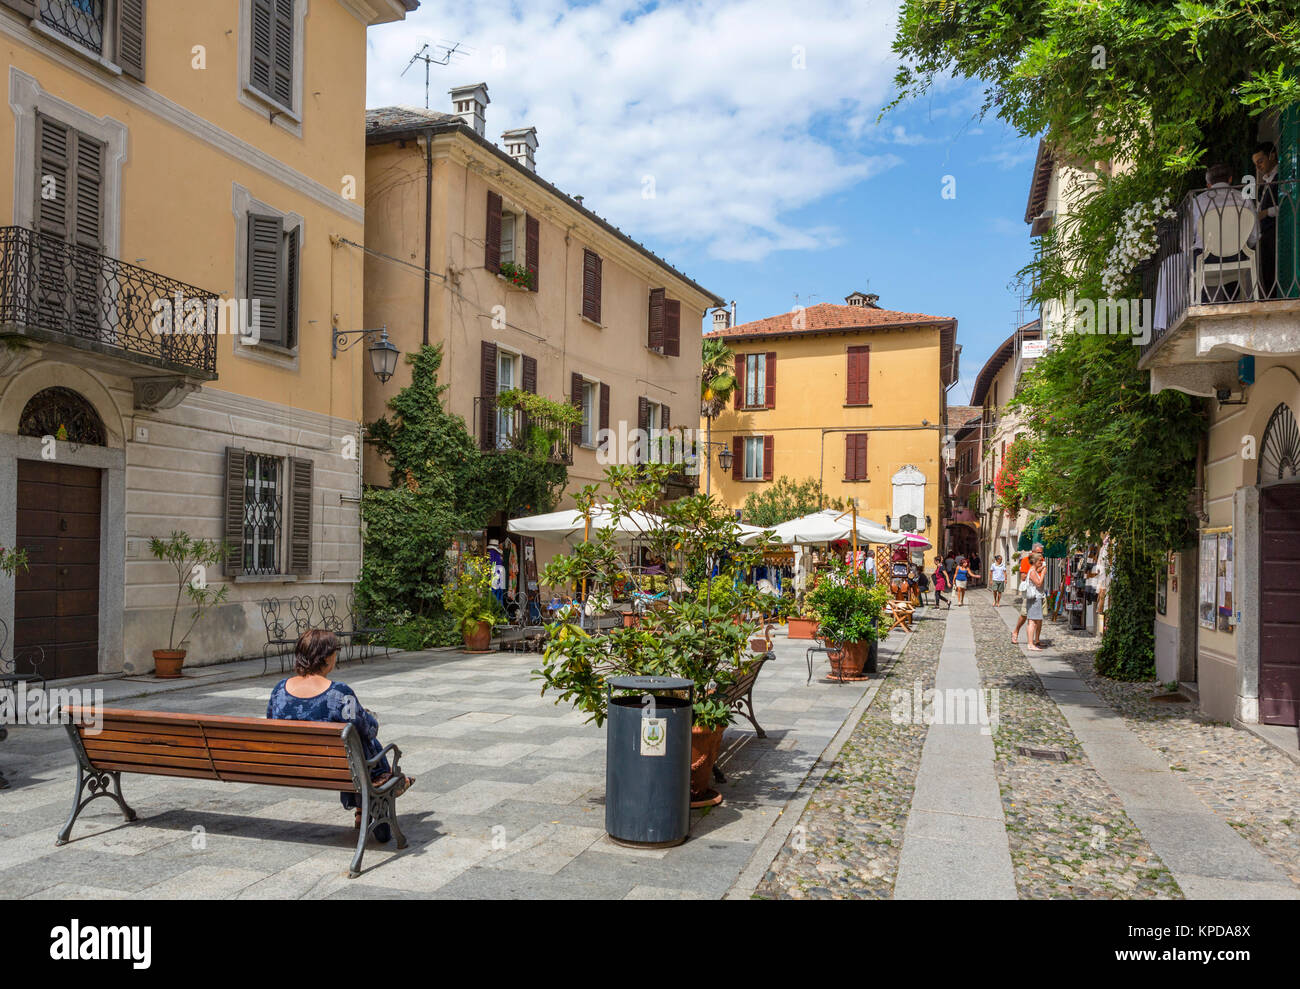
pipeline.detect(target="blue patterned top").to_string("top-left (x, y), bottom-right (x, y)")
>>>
top-left (266, 680), bottom-right (388, 777)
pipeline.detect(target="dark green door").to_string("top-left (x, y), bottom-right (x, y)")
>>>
top-left (1279, 103), bottom-right (1299, 298)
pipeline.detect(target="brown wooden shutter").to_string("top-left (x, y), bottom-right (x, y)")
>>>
top-left (664, 300), bottom-right (681, 357)
top-left (858, 434), bottom-right (868, 480)
top-left (480, 340), bottom-right (498, 450)
top-left (845, 434), bottom-right (856, 481)
top-left (35, 115), bottom-right (69, 241)
top-left (223, 447), bottom-right (247, 577)
top-left (525, 214), bottom-right (540, 292)
top-left (117, 0), bottom-right (146, 81)
top-left (847, 345), bottom-right (870, 404)
top-left (648, 287), bottom-right (665, 350)
top-left (287, 456), bottom-right (313, 577)
top-left (734, 353), bottom-right (744, 410)
top-left (637, 396), bottom-right (649, 432)
top-left (582, 249), bottom-right (602, 323)
top-left (271, 0), bottom-right (294, 107)
top-left (250, 0), bottom-right (275, 100)
top-left (570, 372), bottom-right (584, 447)
top-left (732, 437), bottom-right (743, 481)
top-left (522, 354), bottom-right (537, 393)
top-left (598, 382), bottom-right (610, 450)
top-left (0, 0), bottom-right (36, 17)
top-left (485, 190), bottom-right (502, 272)
top-left (661, 404), bottom-right (670, 429)
top-left (763, 435), bottom-right (774, 481)
top-left (247, 213), bottom-right (284, 345)
top-left (285, 225), bottom-right (300, 349)
top-left (765, 351), bottom-right (776, 408)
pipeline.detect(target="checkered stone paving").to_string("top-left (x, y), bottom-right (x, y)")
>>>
top-left (0, 630), bottom-right (898, 899)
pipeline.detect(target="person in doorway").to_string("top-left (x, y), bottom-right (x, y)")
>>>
top-left (989, 554), bottom-right (1008, 607)
top-left (953, 556), bottom-right (978, 606)
top-left (1024, 552), bottom-right (1048, 650)
top-left (1254, 141), bottom-right (1280, 298)
top-left (932, 557), bottom-right (950, 609)
top-left (971, 553), bottom-right (983, 587)
top-left (267, 630), bottom-right (415, 841)
top-left (944, 552), bottom-right (956, 583)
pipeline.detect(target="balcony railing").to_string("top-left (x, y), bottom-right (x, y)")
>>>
top-left (1139, 178), bottom-right (1300, 361)
top-left (473, 395), bottom-right (574, 465)
top-left (0, 227), bottom-right (218, 378)
top-left (39, 0), bottom-right (106, 53)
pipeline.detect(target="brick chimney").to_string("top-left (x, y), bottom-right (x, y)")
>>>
top-left (845, 291), bottom-right (880, 308)
top-left (712, 308), bottom-right (731, 332)
top-left (501, 127), bottom-right (538, 171)
top-left (449, 83), bottom-right (489, 136)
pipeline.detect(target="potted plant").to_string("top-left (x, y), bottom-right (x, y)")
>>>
top-left (806, 561), bottom-right (888, 680)
top-left (444, 555), bottom-right (503, 652)
top-left (534, 464), bottom-right (771, 808)
top-left (498, 261), bottom-right (535, 290)
top-left (786, 590), bottom-right (819, 640)
top-left (148, 532), bottom-right (230, 678)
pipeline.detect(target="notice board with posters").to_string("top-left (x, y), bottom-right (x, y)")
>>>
top-left (1198, 528), bottom-right (1234, 631)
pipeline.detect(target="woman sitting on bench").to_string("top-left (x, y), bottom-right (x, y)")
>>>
top-left (267, 629), bottom-right (414, 842)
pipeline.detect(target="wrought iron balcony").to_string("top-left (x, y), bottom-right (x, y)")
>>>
top-left (39, 0), bottom-right (107, 54)
top-left (473, 394), bottom-right (574, 465)
top-left (0, 226), bottom-right (218, 379)
top-left (1139, 178), bottom-right (1300, 364)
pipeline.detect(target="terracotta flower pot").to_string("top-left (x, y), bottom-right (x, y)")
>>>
top-left (153, 649), bottom-right (186, 679)
top-left (787, 617), bottom-right (818, 639)
top-left (462, 621), bottom-right (492, 652)
top-left (827, 640), bottom-right (868, 679)
top-left (690, 724), bottom-right (726, 807)
top-left (622, 612), bottom-right (640, 628)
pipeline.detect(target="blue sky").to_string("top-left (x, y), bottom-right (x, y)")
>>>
top-left (366, 0), bottom-right (1039, 405)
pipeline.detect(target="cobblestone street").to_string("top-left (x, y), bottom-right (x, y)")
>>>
top-left (758, 591), bottom-right (1300, 900)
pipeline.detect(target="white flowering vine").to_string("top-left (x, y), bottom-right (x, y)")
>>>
top-left (1100, 194), bottom-right (1176, 297)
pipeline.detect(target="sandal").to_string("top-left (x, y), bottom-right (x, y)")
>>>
top-left (374, 772), bottom-right (416, 797)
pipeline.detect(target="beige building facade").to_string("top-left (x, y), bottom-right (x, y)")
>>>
top-left (0, 0), bottom-right (415, 677)
top-left (362, 96), bottom-right (720, 505)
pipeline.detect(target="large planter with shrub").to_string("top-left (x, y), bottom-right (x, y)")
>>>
top-left (463, 621), bottom-right (492, 652)
top-left (446, 556), bottom-right (504, 653)
top-left (147, 532), bottom-right (229, 680)
top-left (787, 616), bottom-right (818, 639)
top-left (152, 649), bottom-right (186, 679)
top-left (807, 562), bottom-right (888, 680)
top-left (826, 640), bottom-right (869, 679)
top-left (689, 724), bottom-right (726, 807)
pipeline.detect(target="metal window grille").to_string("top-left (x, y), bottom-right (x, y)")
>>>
top-left (243, 454), bottom-right (282, 575)
top-left (39, 0), bottom-right (106, 53)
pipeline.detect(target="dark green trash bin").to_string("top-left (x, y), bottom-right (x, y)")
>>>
top-left (605, 675), bottom-right (692, 848)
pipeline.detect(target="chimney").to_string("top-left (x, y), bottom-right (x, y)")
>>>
top-left (844, 291), bottom-right (880, 308)
top-left (501, 126), bottom-right (538, 172)
top-left (449, 83), bottom-right (489, 136)
top-left (712, 308), bottom-right (731, 332)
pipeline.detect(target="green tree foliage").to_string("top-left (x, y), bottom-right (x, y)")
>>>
top-left (884, 0), bottom-right (1280, 677)
top-left (742, 475), bottom-right (846, 527)
top-left (357, 345), bottom-right (568, 643)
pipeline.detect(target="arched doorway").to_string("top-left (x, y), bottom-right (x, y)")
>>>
top-left (1257, 402), bottom-right (1300, 726)
top-left (15, 387), bottom-right (107, 679)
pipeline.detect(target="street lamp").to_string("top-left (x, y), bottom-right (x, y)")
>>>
top-left (717, 444), bottom-right (734, 473)
top-left (332, 324), bottom-right (401, 383)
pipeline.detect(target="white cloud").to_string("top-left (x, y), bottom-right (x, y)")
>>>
top-left (366, 0), bottom-right (909, 262)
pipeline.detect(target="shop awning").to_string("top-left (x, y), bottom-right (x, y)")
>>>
top-left (1017, 515), bottom-right (1068, 558)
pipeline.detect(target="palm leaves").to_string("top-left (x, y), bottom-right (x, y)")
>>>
top-left (701, 337), bottom-right (736, 418)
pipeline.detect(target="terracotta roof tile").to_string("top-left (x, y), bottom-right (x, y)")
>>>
top-left (705, 302), bottom-right (953, 341)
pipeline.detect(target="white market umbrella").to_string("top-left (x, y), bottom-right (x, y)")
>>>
top-left (738, 509), bottom-right (904, 547)
top-left (507, 506), bottom-right (661, 544)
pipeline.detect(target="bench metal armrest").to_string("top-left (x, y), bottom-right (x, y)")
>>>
top-left (366, 742), bottom-right (403, 780)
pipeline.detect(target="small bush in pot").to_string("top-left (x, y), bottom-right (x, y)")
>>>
top-left (806, 561), bottom-right (888, 677)
top-left (534, 464), bottom-right (773, 802)
top-left (443, 555), bottom-right (503, 651)
top-left (148, 532), bottom-right (230, 678)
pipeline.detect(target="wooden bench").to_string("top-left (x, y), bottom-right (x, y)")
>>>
top-left (710, 650), bottom-right (775, 784)
top-left (56, 706), bottom-right (408, 878)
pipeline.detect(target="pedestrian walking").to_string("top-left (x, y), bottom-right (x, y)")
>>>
top-left (932, 557), bottom-right (950, 609)
top-left (989, 554), bottom-right (1007, 607)
top-left (1025, 552), bottom-right (1047, 650)
top-left (953, 556), bottom-right (978, 606)
top-left (1011, 543), bottom-right (1044, 643)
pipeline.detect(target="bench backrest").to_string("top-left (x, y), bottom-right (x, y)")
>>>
top-left (63, 707), bottom-right (360, 792)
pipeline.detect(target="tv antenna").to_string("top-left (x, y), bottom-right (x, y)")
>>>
top-left (401, 42), bottom-right (466, 109)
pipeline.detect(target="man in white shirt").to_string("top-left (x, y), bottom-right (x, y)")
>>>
top-left (989, 554), bottom-right (1008, 608)
top-left (1191, 163), bottom-right (1257, 301)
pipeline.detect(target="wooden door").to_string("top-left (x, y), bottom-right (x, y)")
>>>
top-left (1260, 482), bottom-right (1300, 725)
top-left (15, 460), bottom-right (101, 679)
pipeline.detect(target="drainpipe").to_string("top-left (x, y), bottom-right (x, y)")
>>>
top-left (422, 129), bottom-right (434, 347)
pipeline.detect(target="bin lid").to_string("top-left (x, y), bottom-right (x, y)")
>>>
top-left (607, 675), bottom-right (692, 692)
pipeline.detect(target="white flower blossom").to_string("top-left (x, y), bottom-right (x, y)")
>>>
top-left (1101, 195), bottom-right (1174, 297)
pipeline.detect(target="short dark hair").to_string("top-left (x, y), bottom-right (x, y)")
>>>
top-left (1255, 141), bottom-right (1277, 157)
top-left (1206, 163), bottom-right (1234, 185)
top-left (294, 628), bottom-right (339, 676)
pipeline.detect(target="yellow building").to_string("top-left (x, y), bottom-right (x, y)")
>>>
top-left (361, 93), bottom-right (720, 504)
top-left (703, 294), bottom-right (958, 544)
top-left (0, 0), bottom-right (416, 677)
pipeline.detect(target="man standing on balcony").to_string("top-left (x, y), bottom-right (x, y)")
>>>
top-left (1253, 141), bottom-right (1280, 299)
